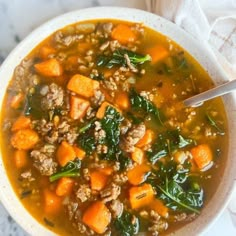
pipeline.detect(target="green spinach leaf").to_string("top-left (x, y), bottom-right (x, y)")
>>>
top-left (97, 49), bottom-right (151, 69)
top-left (78, 132), bottom-right (96, 155)
top-left (206, 113), bottom-right (225, 135)
top-left (157, 177), bottom-right (203, 214)
top-left (117, 153), bottom-right (132, 171)
top-left (49, 159), bottom-right (81, 182)
top-left (129, 88), bottom-right (163, 125)
top-left (147, 129), bottom-right (193, 164)
top-left (147, 160), bottom-right (203, 214)
top-left (147, 160), bottom-right (191, 188)
top-left (114, 211), bottom-right (140, 236)
top-left (78, 118), bottom-right (96, 134)
top-left (100, 106), bottom-right (123, 160)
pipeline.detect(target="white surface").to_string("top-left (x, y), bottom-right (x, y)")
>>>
top-left (0, 1), bottom-right (235, 235)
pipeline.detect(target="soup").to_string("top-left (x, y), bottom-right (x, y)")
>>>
top-left (0, 19), bottom-right (228, 235)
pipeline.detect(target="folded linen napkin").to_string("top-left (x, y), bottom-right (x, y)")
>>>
top-left (145, 0), bottom-right (236, 77)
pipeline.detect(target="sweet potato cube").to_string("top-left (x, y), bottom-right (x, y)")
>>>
top-left (129, 184), bottom-right (154, 209)
top-left (111, 24), bottom-right (136, 44)
top-left (43, 189), bottom-right (62, 214)
top-left (136, 129), bottom-right (155, 148)
top-left (151, 199), bottom-right (169, 218)
top-left (11, 129), bottom-right (39, 150)
top-left (39, 46), bottom-right (56, 59)
top-left (146, 45), bottom-right (169, 64)
top-left (127, 164), bottom-right (150, 185)
top-left (96, 101), bottom-right (117, 119)
top-left (90, 171), bottom-right (109, 191)
top-left (82, 201), bottom-right (111, 234)
top-left (73, 146), bottom-right (86, 160)
top-left (70, 95), bottom-right (90, 120)
top-left (34, 58), bottom-right (63, 77)
top-left (55, 177), bottom-right (74, 197)
top-left (115, 92), bottom-right (130, 110)
top-left (191, 144), bottom-right (213, 170)
top-left (99, 167), bottom-right (113, 176)
top-left (10, 93), bottom-right (24, 109)
top-left (67, 74), bottom-right (99, 98)
top-left (11, 116), bottom-right (31, 131)
top-left (56, 141), bottom-right (76, 166)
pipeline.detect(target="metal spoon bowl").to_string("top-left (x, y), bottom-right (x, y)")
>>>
top-left (183, 80), bottom-right (236, 107)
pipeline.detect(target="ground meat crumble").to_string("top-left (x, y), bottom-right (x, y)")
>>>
top-left (76, 184), bottom-right (92, 203)
top-left (101, 183), bottom-right (121, 203)
top-left (31, 145), bottom-right (57, 176)
top-left (40, 83), bottom-right (64, 110)
top-left (121, 123), bottom-right (146, 152)
top-left (33, 118), bottom-right (78, 145)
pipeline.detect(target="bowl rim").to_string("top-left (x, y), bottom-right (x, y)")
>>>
top-left (0, 6), bottom-right (236, 236)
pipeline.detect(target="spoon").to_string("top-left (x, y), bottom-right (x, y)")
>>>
top-left (183, 79), bottom-right (236, 107)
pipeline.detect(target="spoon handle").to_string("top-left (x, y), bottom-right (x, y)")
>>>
top-left (183, 80), bottom-right (236, 107)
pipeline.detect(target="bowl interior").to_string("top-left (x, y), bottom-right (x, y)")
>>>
top-left (0, 7), bottom-right (236, 236)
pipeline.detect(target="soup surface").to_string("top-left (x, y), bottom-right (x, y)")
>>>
top-left (1, 20), bottom-right (228, 235)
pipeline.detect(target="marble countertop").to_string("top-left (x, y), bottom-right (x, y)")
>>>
top-left (0, 0), bottom-right (236, 235)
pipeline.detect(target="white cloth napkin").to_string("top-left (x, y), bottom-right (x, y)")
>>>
top-left (145, 0), bottom-right (236, 77)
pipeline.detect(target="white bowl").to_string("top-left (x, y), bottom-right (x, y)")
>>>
top-left (0, 7), bottom-right (236, 236)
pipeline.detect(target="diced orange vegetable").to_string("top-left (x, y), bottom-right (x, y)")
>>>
top-left (146, 45), bottom-right (169, 64)
top-left (77, 42), bottom-right (91, 53)
top-left (131, 147), bottom-right (145, 164)
top-left (111, 24), bottom-right (136, 44)
top-left (43, 189), bottom-right (62, 214)
top-left (96, 101), bottom-right (115, 119)
top-left (82, 201), bottom-right (111, 234)
top-left (99, 167), bottom-right (113, 176)
top-left (65, 56), bottom-right (79, 71)
top-left (73, 146), bottom-right (86, 160)
top-left (11, 129), bottom-right (39, 150)
top-left (127, 164), bottom-right (150, 185)
top-left (115, 92), bottom-right (130, 110)
top-left (39, 46), bottom-right (56, 59)
top-left (13, 150), bottom-right (28, 169)
top-left (67, 74), bottom-right (99, 98)
top-left (136, 129), bottom-right (155, 148)
top-left (129, 184), bottom-right (154, 209)
top-left (70, 95), bottom-right (90, 120)
top-left (10, 93), bottom-right (24, 109)
top-left (56, 141), bottom-right (76, 167)
top-left (55, 177), bottom-right (74, 197)
top-left (11, 116), bottom-right (31, 132)
top-left (191, 144), bottom-right (213, 170)
top-left (151, 199), bottom-right (169, 218)
top-left (103, 69), bottom-right (116, 79)
top-left (70, 56), bottom-right (79, 64)
top-left (34, 58), bottom-right (63, 77)
top-left (90, 171), bottom-right (109, 191)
